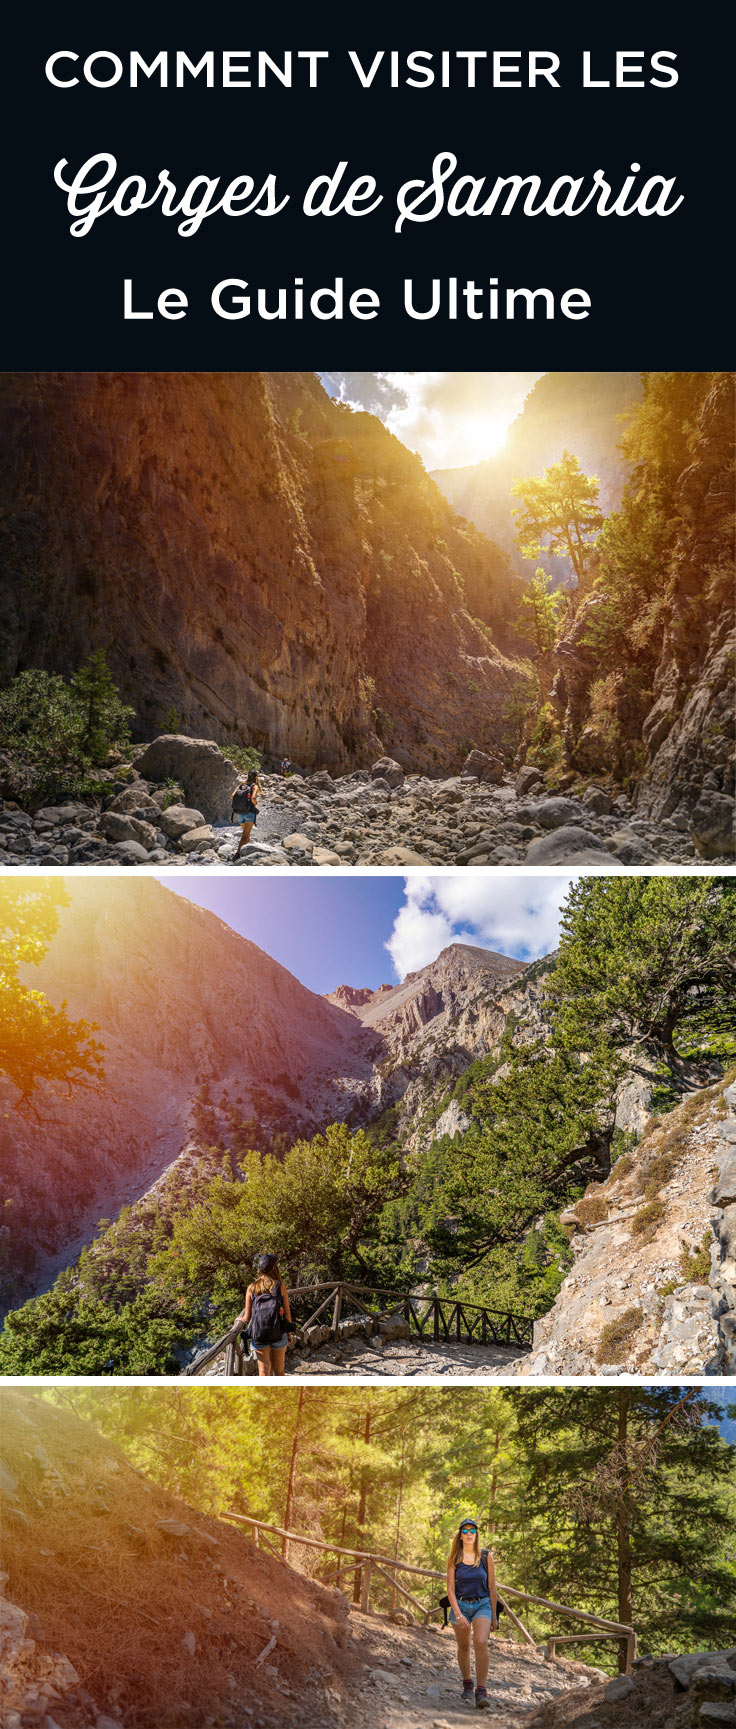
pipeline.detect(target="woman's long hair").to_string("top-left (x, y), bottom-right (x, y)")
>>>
top-left (252, 1258), bottom-right (281, 1296)
top-left (448, 1529), bottom-right (481, 1569)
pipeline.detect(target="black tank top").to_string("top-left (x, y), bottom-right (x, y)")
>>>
top-left (455, 1558), bottom-right (488, 1599)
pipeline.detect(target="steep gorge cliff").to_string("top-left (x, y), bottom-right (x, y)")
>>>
top-left (0, 371), bottom-right (522, 774)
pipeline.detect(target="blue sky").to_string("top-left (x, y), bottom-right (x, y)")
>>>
top-left (161, 874), bottom-right (574, 994)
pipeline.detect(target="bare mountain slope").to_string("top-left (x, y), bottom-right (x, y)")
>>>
top-left (3, 885), bottom-right (534, 1300)
top-left (3, 879), bottom-right (380, 1293)
top-left (327, 943), bottom-right (526, 1049)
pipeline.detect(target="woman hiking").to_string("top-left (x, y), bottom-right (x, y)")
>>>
top-left (239, 1254), bottom-right (293, 1377)
top-left (446, 1517), bottom-right (498, 1710)
top-left (232, 768), bottom-right (261, 860)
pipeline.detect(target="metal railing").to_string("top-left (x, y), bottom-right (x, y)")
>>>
top-left (222, 1513), bottom-right (638, 1672)
top-left (184, 1280), bottom-right (534, 1376)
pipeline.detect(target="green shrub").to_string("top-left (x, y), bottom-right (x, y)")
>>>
top-left (637, 1151), bottom-right (680, 1199)
top-left (574, 1196), bottom-right (608, 1227)
top-left (0, 653), bottom-right (134, 805)
top-left (630, 1200), bottom-right (666, 1238)
top-left (220, 744), bottom-right (261, 776)
top-left (679, 1233), bottom-right (712, 1284)
top-left (595, 1306), bottom-right (643, 1365)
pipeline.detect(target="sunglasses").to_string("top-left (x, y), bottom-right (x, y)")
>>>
top-left (460, 1525), bottom-right (478, 1534)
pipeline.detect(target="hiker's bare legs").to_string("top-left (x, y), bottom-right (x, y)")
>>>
top-left (473, 1618), bottom-right (491, 1686)
top-left (453, 1622), bottom-right (472, 1682)
top-left (254, 1347), bottom-right (273, 1376)
top-left (235, 821), bottom-right (253, 858)
top-left (270, 1346), bottom-right (287, 1377)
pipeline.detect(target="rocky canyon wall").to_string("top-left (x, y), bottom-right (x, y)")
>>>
top-left (0, 371), bottom-right (523, 774)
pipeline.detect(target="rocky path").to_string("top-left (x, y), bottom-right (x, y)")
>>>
top-left (194, 1337), bottom-right (526, 1379)
top-left (342, 1615), bottom-right (602, 1729)
top-left (3, 743), bottom-right (733, 869)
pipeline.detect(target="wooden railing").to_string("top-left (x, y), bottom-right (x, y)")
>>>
top-left (184, 1281), bottom-right (534, 1376)
top-left (222, 1514), bottom-right (638, 1673)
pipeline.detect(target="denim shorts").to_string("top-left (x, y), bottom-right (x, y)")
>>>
top-left (450, 1597), bottom-right (493, 1625)
top-left (250, 1333), bottom-right (288, 1356)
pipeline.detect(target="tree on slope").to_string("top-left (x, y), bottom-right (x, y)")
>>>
top-left (511, 451), bottom-right (604, 596)
top-left (0, 881), bottom-right (104, 1116)
top-left (550, 876), bottom-right (736, 1082)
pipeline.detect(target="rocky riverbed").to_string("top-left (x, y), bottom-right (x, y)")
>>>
top-left (2, 738), bottom-right (733, 869)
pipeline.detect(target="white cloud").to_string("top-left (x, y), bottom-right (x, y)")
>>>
top-left (385, 874), bottom-right (576, 978)
top-left (320, 371), bottom-right (543, 468)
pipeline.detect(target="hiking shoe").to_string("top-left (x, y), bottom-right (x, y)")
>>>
top-left (475, 1687), bottom-right (490, 1710)
top-left (461, 1680), bottom-right (475, 1704)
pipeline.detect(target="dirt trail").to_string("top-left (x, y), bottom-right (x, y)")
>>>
top-left (342, 1613), bottom-right (602, 1729)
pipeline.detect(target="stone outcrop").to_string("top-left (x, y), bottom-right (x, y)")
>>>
top-left (0, 370), bottom-right (523, 775)
top-left (517, 1074), bottom-right (736, 1376)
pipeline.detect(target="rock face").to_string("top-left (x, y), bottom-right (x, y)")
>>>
top-left (0, 371), bottom-right (524, 775)
top-left (547, 375), bottom-right (735, 846)
top-left (517, 1075), bottom-right (736, 1377)
top-left (635, 376), bottom-right (736, 849)
top-left (432, 372), bottom-right (642, 574)
top-left (326, 943), bottom-right (526, 1058)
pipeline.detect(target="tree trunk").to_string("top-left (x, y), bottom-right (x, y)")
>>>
top-left (616, 1390), bottom-right (634, 1673)
top-left (353, 1407), bottom-right (371, 1606)
top-left (488, 1426), bottom-right (501, 1532)
top-left (283, 1387), bottom-right (305, 1561)
top-left (392, 1429), bottom-right (407, 1612)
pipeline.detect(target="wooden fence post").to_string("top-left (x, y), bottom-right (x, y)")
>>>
top-left (360, 1557), bottom-right (373, 1615)
top-left (433, 1301), bottom-right (440, 1342)
top-left (332, 1285), bottom-right (343, 1332)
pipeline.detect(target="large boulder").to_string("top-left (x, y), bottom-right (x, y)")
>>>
top-left (605, 827), bottom-right (661, 864)
top-left (99, 811), bottom-right (158, 850)
top-left (462, 749), bottom-right (504, 783)
top-left (516, 764), bottom-right (544, 797)
top-left (106, 785), bottom-right (160, 815)
top-left (136, 737), bottom-right (239, 823)
top-left (689, 791), bottom-right (736, 859)
top-left (533, 796), bottom-right (585, 830)
top-left (157, 804), bottom-right (206, 841)
top-left (377, 846), bottom-right (428, 865)
top-left (525, 827), bottom-right (610, 864)
top-left (179, 824), bottom-right (217, 853)
top-left (371, 757), bottom-right (405, 789)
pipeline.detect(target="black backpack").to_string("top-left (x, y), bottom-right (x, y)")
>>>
top-left (232, 784), bottom-right (256, 814)
top-left (250, 1281), bottom-right (284, 1346)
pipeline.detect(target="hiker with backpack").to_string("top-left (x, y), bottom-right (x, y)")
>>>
top-left (446, 1518), bottom-right (498, 1711)
top-left (239, 1254), bottom-right (293, 1376)
top-left (231, 769), bottom-right (261, 860)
